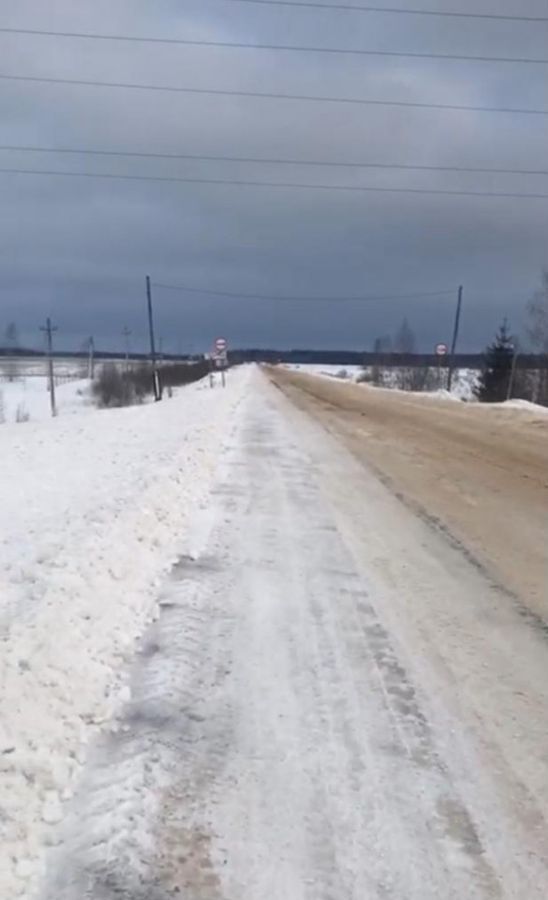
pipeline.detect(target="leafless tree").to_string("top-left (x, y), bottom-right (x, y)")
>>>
top-left (370, 335), bottom-right (392, 386)
top-left (3, 322), bottom-right (20, 382)
top-left (526, 271), bottom-right (548, 404)
top-left (393, 319), bottom-right (421, 390)
top-left (395, 318), bottom-right (416, 354)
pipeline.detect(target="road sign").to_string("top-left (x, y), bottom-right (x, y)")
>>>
top-left (436, 343), bottom-right (448, 356)
top-left (215, 337), bottom-right (227, 352)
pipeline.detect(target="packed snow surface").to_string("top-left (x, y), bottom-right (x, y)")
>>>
top-left (0, 368), bottom-right (248, 899)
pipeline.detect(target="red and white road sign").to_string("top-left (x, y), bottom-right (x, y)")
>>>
top-left (215, 337), bottom-right (228, 352)
top-left (435, 343), bottom-right (448, 356)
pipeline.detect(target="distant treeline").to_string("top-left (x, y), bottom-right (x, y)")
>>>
top-left (229, 348), bottom-right (548, 370)
top-left (0, 347), bottom-right (196, 362)
top-left (2, 346), bottom-right (548, 369)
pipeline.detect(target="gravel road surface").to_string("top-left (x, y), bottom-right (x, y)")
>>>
top-left (270, 367), bottom-right (548, 619)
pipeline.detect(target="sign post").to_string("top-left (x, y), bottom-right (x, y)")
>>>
top-left (211, 338), bottom-right (228, 387)
top-left (435, 343), bottom-right (448, 390)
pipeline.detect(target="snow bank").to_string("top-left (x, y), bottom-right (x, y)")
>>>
top-left (498, 398), bottom-right (548, 415)
top-left (0, 377), bottom-right (93, 424)
top-left (449, 368), bottom-right (479, 401)
top-left (283, 363), bottom-right (364, 382)
top-left (0, 368), bottom-right (249, 899)
top-left (284, 364), bottom-right (479, 399)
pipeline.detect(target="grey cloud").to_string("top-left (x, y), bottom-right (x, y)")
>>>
top-left (0, 0), bottom-right (547, 352)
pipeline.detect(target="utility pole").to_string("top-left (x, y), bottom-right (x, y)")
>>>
top-left (146, 275), bottom-right (162, 401)
top-left (507, 341), bottom-right (520, 401)
top-left (40, 317), bottom-right (58, 418)
top-left (122, 326), bottom-right (131, 368)
top-left (447, 285), bottom-right (463, 393)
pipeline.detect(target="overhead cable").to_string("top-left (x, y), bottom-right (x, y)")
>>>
top-left (153, 282), bottom-right (455, 301)
top-left (1, 73), bottom-right (545, 117)
top-left (2, 166), bottom-right (548, 199)
top-left (1, 27), bottom-right (547, 64)
top-left (221, 0), bottom-right (548, 23)
top-left (2, 144), bottom-right (547, 176)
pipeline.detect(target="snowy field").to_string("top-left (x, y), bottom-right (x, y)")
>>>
top-left (0, 367), bottom-right (249, 899)
top-left (0, 377), bottom-right (93, 424)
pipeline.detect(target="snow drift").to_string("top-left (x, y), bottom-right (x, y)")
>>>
top-left (0, 367), bottom-right (248, 899)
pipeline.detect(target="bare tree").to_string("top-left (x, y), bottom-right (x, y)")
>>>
top-left (528, 271), bottom-right (548, 350)
top-left (78, 339), bottom-right (91, 378)
top-left (3, 322), bottom-right (20, 382)
top-left (527, 271), bottom-right (548, 404)
top-left (370, 335), bottom-right (392, 386)
top-left (393, 319), bottom-right (424, 390)
top-left (395, 318), bottom-right (416, 354)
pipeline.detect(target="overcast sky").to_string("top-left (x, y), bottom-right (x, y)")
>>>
top-left (1, 0), bottom-right (547, 352)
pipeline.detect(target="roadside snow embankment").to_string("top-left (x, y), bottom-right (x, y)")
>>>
top-left (283, 364), bottom-right (479, 399)
top-left (0, 368), bottom-right (248, 898)
top-left (283, 363), bottom-right (364, 382)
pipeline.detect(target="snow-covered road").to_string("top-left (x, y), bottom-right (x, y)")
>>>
top-left (38, 368), bottom-right (548, 899)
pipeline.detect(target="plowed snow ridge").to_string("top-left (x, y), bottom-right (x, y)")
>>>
top-left (0, 369), bottom-right (248, 899)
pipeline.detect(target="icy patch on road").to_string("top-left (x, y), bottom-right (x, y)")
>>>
top-left (0, 368), bottom-right (248, 899)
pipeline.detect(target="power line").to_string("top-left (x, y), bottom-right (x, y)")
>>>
top-left (1, 26), bottom-right (547, 64)
top-left (222, 0), bottom-right (548, 23)
top-left (154, 282), bottom-right (456, 301)
top-left (2, 143), bottom-right (547, 177)
top-left (2, 166), bottom-right (548, 199)
top-left (1, 73), bottom-right (545, 117)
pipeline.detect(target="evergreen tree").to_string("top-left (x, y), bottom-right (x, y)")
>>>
top-left (475, 320), bottom-right (514, 403)
top-left (527, 270), bottom-right (548, 405)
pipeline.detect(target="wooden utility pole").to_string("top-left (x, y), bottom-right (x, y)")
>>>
top-left (40, 318), bottom-right (58, 417)
top-left (447, 285), bottom-right (463, 393)
top-left (146, 275), bottom-right (162, 401)
top-left (507, 342), bottom-right (520, 401)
